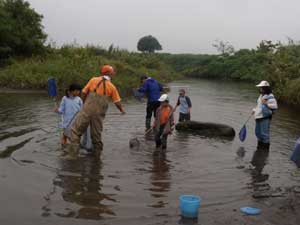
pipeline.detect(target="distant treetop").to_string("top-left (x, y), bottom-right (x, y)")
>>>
top-left (137, 35), bottom-right (162, 53)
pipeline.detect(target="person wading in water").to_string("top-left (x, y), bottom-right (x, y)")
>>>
top-left (138, 75), bottom-right (163, 131)
top-left (70, 65), bottom-right (126, 158)
top-left (174, 88), bottom-right (192, 122)
top-left (252, 81), bottom-right (278, 149)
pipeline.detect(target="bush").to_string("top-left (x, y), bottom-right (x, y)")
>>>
top-left (0, 46), bottom-right (179, 96)
top-left (0, 0), bottom-right (47, 62)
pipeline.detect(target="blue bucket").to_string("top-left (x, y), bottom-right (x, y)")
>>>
top-left (179, 195), bottom-right (201, 219)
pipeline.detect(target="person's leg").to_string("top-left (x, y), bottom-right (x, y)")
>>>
top-left (255, 120), bottom-right (262, 143)
top-left (179, 113), bottom-right (184, 122)
top-left (61, 134), bottom-right (68, 145)
top-left (90, 115), bottom-right (104, 158)
top-left (146, 102), bottom-right (153, 130)
top-left (161, 134), bottom-right (168, 150)
top-left (155, 126), bottom-right (164, 148)
top-left (70, 110), bottom-right (90, 157)
top-left (186, 113), bottom-right (191, 121)
top-left (81, 126), bottom-right (93, 153)
top-left (71, 110), bottom-right (90, 144)
top-left (260, 119), bottom-right (270, 145)
top-left (153, 101), bottom-right (160, 118)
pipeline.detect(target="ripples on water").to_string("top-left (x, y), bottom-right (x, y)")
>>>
top-left (0, 80), bottom-right (300, 224)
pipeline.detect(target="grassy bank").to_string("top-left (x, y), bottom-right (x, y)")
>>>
top-left (0, 45), bottom-right (179, 96)
top-left (1, 42), bottom-right (300, 107)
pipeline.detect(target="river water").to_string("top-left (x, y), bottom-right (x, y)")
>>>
top-left (0, 79), bottom-right (300, 225)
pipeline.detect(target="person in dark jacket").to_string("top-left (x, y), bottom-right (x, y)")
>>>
top-left (138, 75), bottom-right (163, 130)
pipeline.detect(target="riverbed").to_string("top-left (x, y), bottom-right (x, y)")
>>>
top-left (0, 79), bottom-right (300, 225)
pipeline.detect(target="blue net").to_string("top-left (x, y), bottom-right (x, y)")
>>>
top-left (239, 125), bottom-right (247, 142)
top-left (47, 78), bottom-right (57, 97)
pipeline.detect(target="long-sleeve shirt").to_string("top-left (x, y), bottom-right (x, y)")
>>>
top-left (138, 78), bottom-right (163, 103)
top-left (253, 94), bottom-right (278, 119)
top-left (57, 96), bottom-right (83, 128)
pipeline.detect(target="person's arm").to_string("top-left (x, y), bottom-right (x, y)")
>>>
top-left (266, 97), bottom-right (278, 110)
top-left (55, 97), bottom-right (65, 114)
top-left (158, 82), bottom-right (163, 92)
top-left (170, 109), bottom-right (175, 126)
top-left (81, 79), bottom-right (93, 103)
top-left (82, 92), bottom-right (88, 103)
top-left (186, 96), bottom-right (192, 113)
top-left (138, 81), bottom-right (148, 93)
top-left (252, 96), bottom-right (260, 114)
top-left (111, 86), bottom-right (125, 114)
top-left (78, 98), bottom-right (83, 108)
top-left (114, 101), bottom-right (126, 114)
top-left (174, 97), bottom-right (180, 111)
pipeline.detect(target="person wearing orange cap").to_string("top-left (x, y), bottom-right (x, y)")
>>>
top-left (70, 65), bottom-right (125, 158)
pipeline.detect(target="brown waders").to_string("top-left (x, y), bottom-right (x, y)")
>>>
top-left (70, 78), bottom-right (109, 158)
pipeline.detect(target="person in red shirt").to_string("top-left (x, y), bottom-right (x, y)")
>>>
top-left (153, 94), bottom-right (174, 151)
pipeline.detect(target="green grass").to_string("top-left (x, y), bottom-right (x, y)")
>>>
top-left (0, 46), bottom-right (180, 96)
top-left (1, 43), bottom-right (300, 107)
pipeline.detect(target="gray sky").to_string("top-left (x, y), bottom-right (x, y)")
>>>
top-left (28, 0), bottom-right (300, 54)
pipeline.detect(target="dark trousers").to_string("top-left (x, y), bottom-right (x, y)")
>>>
top-left (179, 112), bottom-right (191, 122)
top-left (146, 101), bottom-right (161, 129)
top-left (155, 125), bottom-right (168, 149)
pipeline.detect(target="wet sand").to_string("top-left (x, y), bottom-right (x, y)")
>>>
top-left (1, 80), bottom-right (300, 225)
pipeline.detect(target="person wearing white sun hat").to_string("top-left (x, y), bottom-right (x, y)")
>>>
top-left (153, 94), bottom-right (174, 151)
top-left (252, 80), bottom-right (278, 148)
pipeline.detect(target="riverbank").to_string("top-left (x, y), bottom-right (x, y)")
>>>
top-left (0, 88), bottom-right (46, 94)
top-left (1, 42), bottom-right (300, 107)
top-left (0, 46), bottom-right (179, 96)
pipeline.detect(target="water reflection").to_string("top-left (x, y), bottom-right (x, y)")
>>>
top-left (178, 217), bottom-right (199, 225)
top-left (148, 153), bottom-right (171, 208)
top-left (250, 144), bottom-right (270, 183)
top-left (54, 156), bottom-right (116, 220)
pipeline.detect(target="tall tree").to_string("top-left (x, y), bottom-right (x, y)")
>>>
top-left (0, 0), bottom-right (47, 60)
top-left (137, 35), bottom-right (162, 53)
top-left (212, 39), bottom-right (235, 55)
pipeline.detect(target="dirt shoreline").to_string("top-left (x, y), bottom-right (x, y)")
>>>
top-left (0, 88), bottom-right (46, 94)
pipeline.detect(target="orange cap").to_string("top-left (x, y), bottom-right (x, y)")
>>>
top-left (101, 65), bottom-right (114, 75)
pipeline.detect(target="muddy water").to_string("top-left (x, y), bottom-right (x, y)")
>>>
top-left (1, 80), bottom-right (300, 225)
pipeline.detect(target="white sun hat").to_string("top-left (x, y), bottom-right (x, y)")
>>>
top-left (158, 94), bottom-right (169, 102)
top-left (256, 80), bottom-right (270, 87)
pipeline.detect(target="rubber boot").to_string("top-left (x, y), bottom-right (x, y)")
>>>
top-left (262, 143), bottom-right (270, 150)
top-left (64, 143), bottom-right (79, 160)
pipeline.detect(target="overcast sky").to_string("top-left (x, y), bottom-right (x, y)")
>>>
top-left (27, 0), bottom-right (300, 54)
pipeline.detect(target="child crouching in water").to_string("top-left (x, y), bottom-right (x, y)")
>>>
top-left (153, 94), bottom-right (174, 151)
top-left (54, 84), bottom-right (83, 145)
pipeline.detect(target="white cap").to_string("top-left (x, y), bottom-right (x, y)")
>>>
top-left (256, 80), bottom-right (270, 87)
top-left (158, 94), bottom-right (169, 102)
